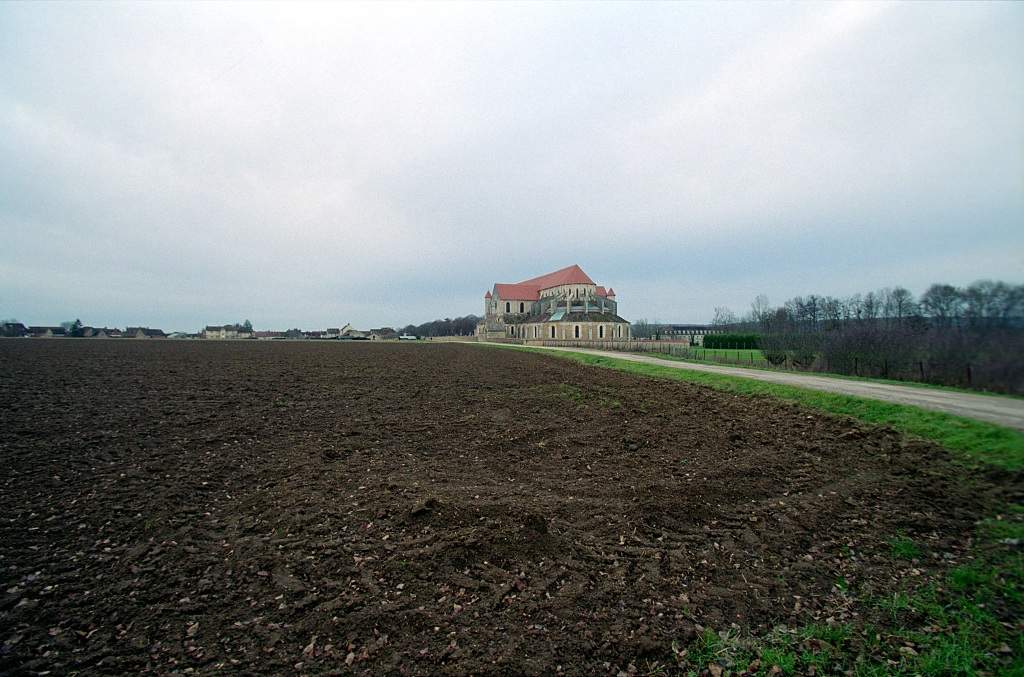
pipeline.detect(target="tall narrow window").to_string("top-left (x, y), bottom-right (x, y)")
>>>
top-left (574, 325), bottom-right (580, 338)
top-left (550, 326), bottom-right (555, 339)
top-left (599, 325), bottom-right (604, 338)
top-left (505, 302), bottom-right (510, 313)
top-left (519, 302), bottom-right (524, 313)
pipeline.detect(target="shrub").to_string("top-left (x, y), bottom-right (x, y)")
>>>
top-left (704, 333), bottom-right (761, 349)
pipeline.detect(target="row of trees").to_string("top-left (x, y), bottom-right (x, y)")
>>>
top-left (717, 280), bottom-right (1024, 393)
top-left (400, 315), bottom-right (480, 338)
top-left (727, 281), bottom-right (1024, 331)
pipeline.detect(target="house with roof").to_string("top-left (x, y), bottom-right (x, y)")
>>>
top-left (28, 326), bottom-right (66, 338)
top-left (340, 323), bottom-right (368, 339)
top-left (477, 264), bottom-right (630, 341)
top-left (202, 324), bottom-right (253, 340)
top-left (370, 327), bottom-right (399, 341)
top-left (125, 327), bottom-right (167, 339)
top-left (0, 322), bottom-right (28, 337)
top-left (77, 326), bottom-right (124, 338)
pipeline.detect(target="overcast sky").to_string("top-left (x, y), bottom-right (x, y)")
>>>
top-left (1, 1), bottom-right (1021, 331)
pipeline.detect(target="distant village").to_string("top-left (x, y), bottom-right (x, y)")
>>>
top-left (0, 320), bottom-right (407, 341)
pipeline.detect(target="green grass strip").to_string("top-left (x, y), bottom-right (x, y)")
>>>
top-left (486, 344), bottom-right (1024, 471)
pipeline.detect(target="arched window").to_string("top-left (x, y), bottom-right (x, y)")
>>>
top-left (505, 302), bottom-right (510, 313)
top-left (519, 302), bottom-right (524, 313)
top-left (599, 325), bottom-right (604, 338)
top-left (574, 325), bottom-right (580, 339)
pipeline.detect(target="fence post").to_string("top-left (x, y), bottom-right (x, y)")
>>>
top-left (854, 356), bottom-right (858, 376)
top-left (919, 361), bottom-right (925, 381)
top-left (966, 363), bottom-right (972, 386)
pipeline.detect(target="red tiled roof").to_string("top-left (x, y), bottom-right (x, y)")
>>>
top-left (484, 291), bottom-right (491, 299)
top-left (517, 264), bottom-right (594, 289)
top-left (494, 283), bottom-right (540, 301)
top-left (493, 265), bottom-right (598, 301)
top-left (595, 286), bottom-right (607, 297)
top-left (607, 287), bottom-right (616, 297)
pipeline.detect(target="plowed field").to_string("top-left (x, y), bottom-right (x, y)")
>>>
top-left (0, 341), bottom-right (1015, 674)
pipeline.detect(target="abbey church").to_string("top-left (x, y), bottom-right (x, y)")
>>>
top-left (477, 265), bottom-right (631, 341)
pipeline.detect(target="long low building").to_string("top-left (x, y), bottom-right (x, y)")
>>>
top-left (477, 264), bottom-right (630, 341)
top-left (660, 324), bottom-right (722, 345)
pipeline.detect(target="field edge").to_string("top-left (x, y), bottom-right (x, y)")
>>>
top-left (477, 343), bottom-right (1024, 471)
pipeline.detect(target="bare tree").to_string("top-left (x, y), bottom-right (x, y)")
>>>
top-left (920, 284), bottom-right (963, 325)
top-left (712, 306), bottom-right (737, 327)
top-left (749, 294), bottom-right (771, 327)
top-left (890, 287), bottom-right (917, 321)
top-left (861, 292), bottom-right (880, 321)
top-left (631, 318), bottom-right (652, 339)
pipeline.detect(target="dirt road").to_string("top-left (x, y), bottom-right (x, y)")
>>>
top-left (483, 344), bottom-right (1024, 431)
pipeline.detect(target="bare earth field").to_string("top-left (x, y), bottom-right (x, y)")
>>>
top-left (0, 341), bottom-right (1018, 674)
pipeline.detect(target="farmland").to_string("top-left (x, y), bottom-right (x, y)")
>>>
top-left (1, 340), bottom-right (1021, 675)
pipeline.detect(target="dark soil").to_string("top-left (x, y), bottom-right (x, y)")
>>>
top-left (0, 341), bottom-right (1017, 675)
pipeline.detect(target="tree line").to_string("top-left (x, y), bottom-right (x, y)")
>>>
top-left (722, 280), bottom-right (1024, 393)
top-left (400, 315), bottom-right (480, 338)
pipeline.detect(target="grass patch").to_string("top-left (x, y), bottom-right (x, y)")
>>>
top-left (889, 535), bottom-right (922, 560)
top-left (665, 514), bottom-right (1024, 675)
top-left (529, 383), bottom-right (621, 410)
top-left (482, 345), bottom-right (1024, 471)
top-left (545, 383), bottom-right (586, 403)
top-left (686, 347), bottom-right (770, 366)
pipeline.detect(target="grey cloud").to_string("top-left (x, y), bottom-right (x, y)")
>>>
top-left (1, 1), bottom-right (1021, 329)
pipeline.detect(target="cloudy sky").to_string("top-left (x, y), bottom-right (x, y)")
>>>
top-left (1, 1), bottom-right (1021, 330)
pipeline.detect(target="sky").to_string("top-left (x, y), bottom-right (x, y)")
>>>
top-left (1, 1), bottom-right (1022, 331)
